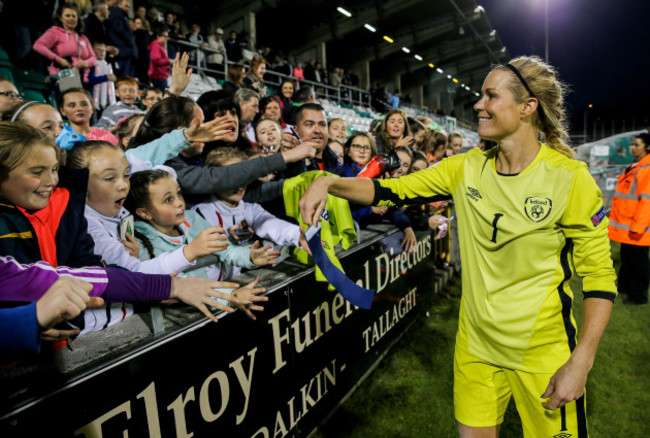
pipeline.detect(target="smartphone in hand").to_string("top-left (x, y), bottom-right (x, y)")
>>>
top-left (120, 214), bottom-right (135, 241)
top-left (234, 219), bottom-right (253, 240)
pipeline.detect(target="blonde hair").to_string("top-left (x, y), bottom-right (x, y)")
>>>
top-left (65, 140), bottom-right (121, 169)
top-left (0, 122), bottom-right (58, 182)
top-left (495, 56), bottom-right (573, 158)
top-left (205, 147), bottom-right (245, 167)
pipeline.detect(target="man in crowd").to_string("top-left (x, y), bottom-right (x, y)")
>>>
top-left (295, 103), bottom-right (345, 176)
top-left (234, 88), bottom-right (259, 142)
top-left (107, 0), bottom-right (137, 77)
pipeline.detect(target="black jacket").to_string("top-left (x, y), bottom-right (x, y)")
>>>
top-left (0, 167), bottom-right (102, 268)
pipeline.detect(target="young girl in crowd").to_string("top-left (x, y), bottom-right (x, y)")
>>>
top-left (127, 169), bottom-right (278, 316)
top-left (342, 131), bottom-right (377, 177)
top-left (3, 101), bottom-right (65, 139)
top-left (59, 88), bottom-right (118, 145)
top-left (409, 119), bottom-right (429, 150)
top-left (64, 139), bottom-right (232, 275)
top-left (255, 116), bottom-right (282, 155)
top-left (409, 150), bottom-right (429, 173)
top-left (0, 122), bottom-right (134, 332)
top-left (193, 148), bottom-right (308, 278)
top-left (113, 114), bottom-right (145, 150)
top-left (375, 109), bottom-right (414, 153)
top-left (328, 140), bottom-right (345, 164)
top-left (328, 118), bottom-right (347, 144)
top-left (447, 131), bottom-right (464, 156)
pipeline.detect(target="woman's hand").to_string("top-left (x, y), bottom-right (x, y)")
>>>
top-left (395, 135), bottom-right (414, 148)
top-left (541, 357), bottom-right (591, 411)
top-left (428, 214), bottom-right (447, 229)
top-left (400, 227), bottom-right (417, 252)
top-left (184, 115), bottom-right (235, 143)
top-left (170, 277), bottom-right (241, 322)
top-left (76, 60), bottom-right (87, 69)
top-left (58, 58), bottom-right (71, 68)
top-left (231, 276), bottom-right (267, 320)
top-left (299, 176), bottom-right (334, 225)
top-left (120, 232), bottom-right (140, 258)
top-left (184, 226), bottom-right (229, 261)
top-left (168, 52), bottom-right (192, 95)
top-left (250, 240), bottom-right (281, 266)
top-left (371, 206), bottom-right (388, 215)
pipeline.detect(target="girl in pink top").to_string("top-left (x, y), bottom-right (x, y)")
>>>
top-left (59, 88), bottom-right (119, 145)
top-left (33, 4), bottom-right (97, 76)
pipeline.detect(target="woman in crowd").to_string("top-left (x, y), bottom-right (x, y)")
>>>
top-left (148, 24), bottom-right (173, 92)
top-left (375, 108), bottom-right (413, 154)
top-left (33, 4), bottom-right (96, 78)
top-left (608, 132), bottom-right (650, 305)
top-left (222, 63), bottom-right (246, 96)
top-left (300, 55), bottom-right (616, 437)
top-left (133, 17), bottom-right (152, 84)
top-left (259, 95), bottom-right (291, 131)
top-left (276, 79), bottom-right (295, 121)
top-left (243, 57), bottom-right (267, 97)
top-left (0, 78), bottom-right (21, 119)
top-left (59, 88), bottom-right (118, 144)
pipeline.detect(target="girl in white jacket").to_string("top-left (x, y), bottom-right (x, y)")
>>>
top-left (192, 148), bottom-right (310, 278)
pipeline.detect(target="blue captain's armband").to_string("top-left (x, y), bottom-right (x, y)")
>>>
top-left (591, 207), bottom-right (606, 227)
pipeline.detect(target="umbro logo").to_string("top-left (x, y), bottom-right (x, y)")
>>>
top-left (465, 186), bottom-right (482, 202)
top-left (553, 433), bottom-right (572, 438)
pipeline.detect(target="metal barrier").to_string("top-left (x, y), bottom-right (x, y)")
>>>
top-left (169, 38), bottom-right (371, 107)
top-left (590, 165), bottom-right (626, 213)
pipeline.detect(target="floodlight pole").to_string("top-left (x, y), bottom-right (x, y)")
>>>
top-left (545, 0), bottom-right (549, 62)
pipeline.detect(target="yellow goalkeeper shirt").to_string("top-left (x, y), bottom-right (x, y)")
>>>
top-left (373, 145), bottom-right (616, 373)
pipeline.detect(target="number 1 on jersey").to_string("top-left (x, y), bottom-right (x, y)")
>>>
top-left (491, 213), bottom-right (504, 243)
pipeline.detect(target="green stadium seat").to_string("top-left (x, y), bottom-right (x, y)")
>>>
top-left (216, 79), bottom-right (225, 86)
top-left (12, 68), bottom-right (50, 92)
top-left (0, 66), bottom-right (14, 83)
top-left (21, 89), bottom-right (46, 103)
top-left (0, 47), bottom-right (11, 68)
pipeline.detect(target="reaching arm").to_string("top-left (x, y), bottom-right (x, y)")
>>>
top-left (299, 176), bottom-right (377, 225)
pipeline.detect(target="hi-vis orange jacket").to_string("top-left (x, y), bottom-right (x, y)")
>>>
top-left (608, 152), bottom-right (650, 246)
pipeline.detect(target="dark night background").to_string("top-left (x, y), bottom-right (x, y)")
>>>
top-left (478, 0), bottom-right (650, 140)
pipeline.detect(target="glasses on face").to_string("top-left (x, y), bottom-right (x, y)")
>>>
top-left (144, 96), bottom-right (161, 102)
top-left (351, 144), bottom-right (372, 152)
top-left (0, 91), bottom-right (21, 100)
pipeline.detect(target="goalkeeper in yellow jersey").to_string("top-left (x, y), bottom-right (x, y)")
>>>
top-left (299, 56), bottom-right (616, 438)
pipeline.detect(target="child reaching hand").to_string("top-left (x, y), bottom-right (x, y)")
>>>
top-left (192, 148), bottom-right (310, 278)
top-left (127, 169), bottom-right (279, 316)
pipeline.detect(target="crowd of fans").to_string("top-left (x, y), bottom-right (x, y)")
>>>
top-left (0, 2), bottom-right (481, 355)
